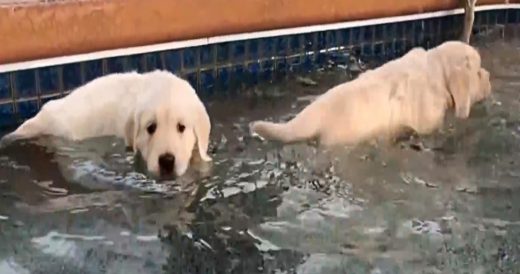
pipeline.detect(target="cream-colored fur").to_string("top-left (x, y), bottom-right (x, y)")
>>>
top-left (250, 41), bottom-right (492, 146)
top-left (1, 70), bottom-right (212, 176)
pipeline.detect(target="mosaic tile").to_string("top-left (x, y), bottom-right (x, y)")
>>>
top-left (334, 30), bottom-right (346, 47)
top-left (63, 63), bottom-right (82, 92)
top-left (374, 24), bottom-right (385, 42)
top-left (0, 73), bottom-right (11, 100)
top-left (200, 45), bottom-right (214, 66)
top-left (301, 53), bottom-right (315, 70)
top-left (17, 100), bottom-right (38, 119)
top-left (0, 103), bottom-right (14, 127)
top-left (216, 67), bottom-right (230, 91)
top-left (38, 66), bottom-right (60, 95)
top-left (230, 64), bottom-right (245, 88)
top-left (260, 60), bottom-right (274, 83)
top-left (489, 10), bottom-right (498, 25)
top-left (510, 9), bottom-right (520, 24)
top-left (246, 62), bottom-right (260, 86)
top-left (361, 44), bottom-right (374, 57)
top-left (275, 37), bottom-right (288, 55)
top-left (200, 69), bottom-right (215, 96)
top-left (261, 37), bottom-right (276, 58)
top-left (373, 43), bottom-right (384, 58)
top-left (351, 27), bottom-right (362, 45)
top-left (273, 58), bottom-right (288, 80)
top-left (287, 56), bottom-right (303, 73)
top-left (303, 33), bottom-right (315, 51)
top-left (232, 41), bottom-right (246, 62)
top-left (185, 72), bottom-right (199, 91)
top-left (383, 41), bottom-right (394, 60)
top-left (107, 57), bottom-right (126, 74)
top-left (14, 70), bottom-right (35, 99)
top-left (345, 28), bottom-right (355, 47)
top-left (183, 47), bottom-right (199, 70)
top-left (164, 50), bottom-right (182, 73)
top-left (248, 39), bottom-right (260, 60)
top-left (217, 43), bottom-right (231, 64)
top-left (326, 30), bottom-right (337, 48)
top-left (288, 35), bottom-right (302, 54)
top-left (144, 53), bottom-right (162, 71)
top-left (364, 25), bottom-right (374, 42)
top-left (84, 60), bottom-right (104, 82)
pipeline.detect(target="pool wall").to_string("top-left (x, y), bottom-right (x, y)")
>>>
top-left (0, 0), bottom-right (515, 63)
top-left (0, 2), bottom-right (519, 127)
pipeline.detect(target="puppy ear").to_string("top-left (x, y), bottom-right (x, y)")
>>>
top-left (478, 68), bottom-right (492, 98)
top-left (448, 66), bottom-right (476, 119)
top-left (124, 110), bottom-right (140, 153)
top-left (193, 102), bottom-right (212, 162)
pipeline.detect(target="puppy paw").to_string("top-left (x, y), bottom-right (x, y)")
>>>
top-left (249, 121), bottom-right (267, 140)
top-left (191, 151), bottom-right (212, 165)
top-left (201, 154), bottom-right (212, 162)
top-left (0, 133), bottom-right (19, 148)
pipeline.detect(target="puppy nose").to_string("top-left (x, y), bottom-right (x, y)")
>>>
top-left (158, 153), bottom-right (175, 174)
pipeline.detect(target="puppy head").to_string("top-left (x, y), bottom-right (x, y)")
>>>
top-left (447, 66), bottom-right (492, 119)
top-left (436, 43), bottom-right (492, 119)
top-left (127, 73), bottom-right (211, 177)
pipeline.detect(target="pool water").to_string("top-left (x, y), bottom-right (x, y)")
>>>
top-left (1, 37), bottom-right (520, 274)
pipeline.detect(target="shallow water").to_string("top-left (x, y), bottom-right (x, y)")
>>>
top-left (1, 38), bottom-right (520, 274)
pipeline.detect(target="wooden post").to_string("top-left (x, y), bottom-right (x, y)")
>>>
top-left (461, 0), bottom-right (477, 43)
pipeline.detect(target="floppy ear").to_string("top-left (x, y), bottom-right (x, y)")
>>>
top-left (193, 102), bottom-right (212, 162)
top-left (124, 109), bottom-right (140, 153)
top-left (448, 66), bottom-right (476, 119)
top-left (478, 68), bottom-right (492, 98)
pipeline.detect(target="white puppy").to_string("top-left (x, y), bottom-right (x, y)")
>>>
top-left (250, 41), bottom-right (492, 146)
top-left (1, 70), bottom-right (212, 177)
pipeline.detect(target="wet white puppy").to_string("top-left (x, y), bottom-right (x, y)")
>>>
top-left (250, 41), bottom-right (492, 146)
top-left (1, 70), bottom-right (212, 177)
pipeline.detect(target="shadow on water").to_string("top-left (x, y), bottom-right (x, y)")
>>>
top-left (1, 37), bottom-right (520, 274)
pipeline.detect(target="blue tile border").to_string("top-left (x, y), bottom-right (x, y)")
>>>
top-left (0, 8), bottom-right (519, 128)
top-left (0, 73), bottom-right (11, 101)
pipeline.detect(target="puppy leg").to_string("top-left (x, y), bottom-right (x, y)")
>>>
top-left (250, 103), bottom-right (322, 144)
top-left (0, 115), bottom-right (46, 147)
top-left (391, 127), bottom-right (417, 144)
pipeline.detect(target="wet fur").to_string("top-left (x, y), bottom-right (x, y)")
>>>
top-left (0, 70), bottom-right (212, 176)
top-left (250, 41), bottom-right (492, 146)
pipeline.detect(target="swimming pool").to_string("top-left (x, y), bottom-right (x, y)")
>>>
top-left (0, 33), bottom-right (519, 273)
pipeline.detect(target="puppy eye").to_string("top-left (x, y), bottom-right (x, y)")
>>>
top-left (177, 123), bottom-right (185, 133)
top-left (147, 123), bottom-right (157, 135)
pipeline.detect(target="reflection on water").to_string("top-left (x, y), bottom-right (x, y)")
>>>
top-left (1, 37), bottom-right (520, 273)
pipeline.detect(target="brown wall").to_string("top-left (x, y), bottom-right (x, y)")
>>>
top-left (0, 0), bottom-right (509, 64)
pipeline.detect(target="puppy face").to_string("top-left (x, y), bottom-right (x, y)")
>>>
top-left (127, 74), bottom-right (211, 177)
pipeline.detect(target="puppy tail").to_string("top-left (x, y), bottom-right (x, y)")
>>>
top-left (250, 107), bottom-right (321, 144)
top-left (0, 116), bottom-right (45, 148)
